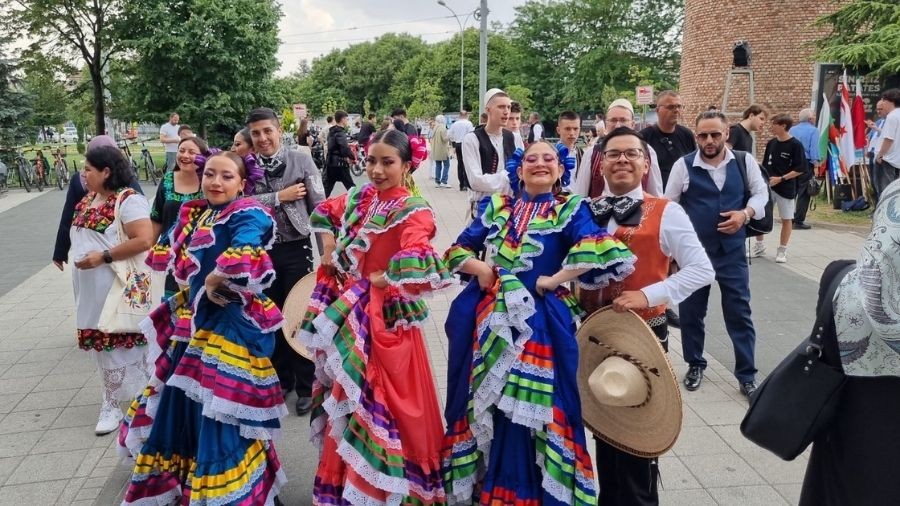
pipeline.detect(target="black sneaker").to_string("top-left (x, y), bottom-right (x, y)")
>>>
top-left (665, 308), bottom-right (680, 328)
top-left (740, 381), bottom-right (758, 399)
top-left (794, 222), bottom-right (812, 230)
top-left (683, 366), bottom-right (703, 391)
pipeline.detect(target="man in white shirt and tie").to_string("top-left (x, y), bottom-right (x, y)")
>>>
top-left (579, 126), bottom-right (714, 505)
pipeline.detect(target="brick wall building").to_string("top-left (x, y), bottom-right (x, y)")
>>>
top-left (679, 0), bottom-right (845, 158)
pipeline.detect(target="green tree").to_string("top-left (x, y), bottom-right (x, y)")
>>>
top-left (506, 84), bottom-right (534, 112)
top-left (407, 81), bottom-right (444, 120)
top-left (815, 0), bottom-right (900, 75)
top-left (19, 50), bottom-right (70, 136)
top-left (9, 0), bottom-right (124, 134)
top-left (115, 0), bottom-right (281, 143)
top-left (508, 0), bottom-right (682, 117)
top-left (0, 36), bottom-right (32, 150)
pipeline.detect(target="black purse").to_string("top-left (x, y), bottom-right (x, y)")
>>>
top-left (740, 262), bottom-right (855, 461)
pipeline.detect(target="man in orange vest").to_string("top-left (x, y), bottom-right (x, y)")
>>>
top-left (579, 126), bottom-right (714, 505)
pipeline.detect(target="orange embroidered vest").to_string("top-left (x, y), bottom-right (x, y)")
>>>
top-left (581, 194), bottom-right (671, 321)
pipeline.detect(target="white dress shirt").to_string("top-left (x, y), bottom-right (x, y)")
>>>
top-left (572, 144), bottom-right (663, 198)
top-left (448, 119), bottom-right (474, 144)
top-left (462, 129), bottom-right (511, 203)
top-left (664, 149), bottom-right (768, 220)
top-left (602, 186), bottom-right (715, 307)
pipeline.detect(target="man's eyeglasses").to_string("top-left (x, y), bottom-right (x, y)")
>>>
top-left (603, 149), bottom-right (645, 161)
top-left (696, 132), bottom-right (724, 141)
top-left (659, 104), bottom-right (684, 111)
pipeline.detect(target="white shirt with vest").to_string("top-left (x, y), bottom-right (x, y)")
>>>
top-left (462, 129), bottom-right (512, 204)
top-left (600, 186), bottom-right (714, 307)
top-left (664, 149), bottom-right (768, 221)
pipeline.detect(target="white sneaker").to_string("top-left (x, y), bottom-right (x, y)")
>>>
top-left (775, 247), bottom-right (787, 263)
top-left (751, 241), bottom-right (766, 258)
top-left (95, 406), bottom-right (123, 435)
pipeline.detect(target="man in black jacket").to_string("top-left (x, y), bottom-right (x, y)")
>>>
top-left (325, 110), bottom-right (356, 197)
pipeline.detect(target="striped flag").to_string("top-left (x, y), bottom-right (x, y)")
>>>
top-left (838, 71), bottom-right (857, 168)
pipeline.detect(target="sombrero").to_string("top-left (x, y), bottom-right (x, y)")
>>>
top-left (280, 273), bottom-right (316, 360)
top-left (577, 307), bottom-right (682, 457)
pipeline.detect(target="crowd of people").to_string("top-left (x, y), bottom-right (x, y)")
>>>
top-left (47, 81), bottom-right (900, 505)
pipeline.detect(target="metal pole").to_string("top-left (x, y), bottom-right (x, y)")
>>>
top-left (459, 26), bottom-right (465, 111)
top-left (439, 2), bottom-right (466, 112)
top-left (478, 0), bottom-right (489, 110)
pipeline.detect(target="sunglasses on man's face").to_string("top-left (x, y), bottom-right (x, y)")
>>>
top-left (696, 132), bottom-right (724, 141)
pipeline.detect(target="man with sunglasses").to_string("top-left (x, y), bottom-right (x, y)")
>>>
top-left (579, 126), bottom-right (713, 505)
top-left (640, 91), bottom-right (697, 188)
top-left (664, 111), bottom-right (768, 398)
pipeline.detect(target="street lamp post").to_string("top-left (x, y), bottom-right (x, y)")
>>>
top-left (438, 1), bottom-right (477, 112)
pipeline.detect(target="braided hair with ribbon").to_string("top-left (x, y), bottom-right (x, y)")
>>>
top-left (505, 140), bottom-right (576, 197)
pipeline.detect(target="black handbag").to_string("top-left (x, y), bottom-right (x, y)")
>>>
top-left (740, 262), bottom-right (855, 461)
top-left (807, 177), bottom-right (823, 197)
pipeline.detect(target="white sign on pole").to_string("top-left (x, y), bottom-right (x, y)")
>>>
top-left (636, 86), bottom-right (654, 105)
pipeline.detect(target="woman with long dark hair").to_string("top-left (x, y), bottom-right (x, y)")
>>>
top-left (441, 140), bottom-right (636, 505)
top-left (298, 129), bottom-right (451, 504)
top-left (122, 151), bottom-right (286, 504)
top-left (149, 136), bottom-right (207, 296)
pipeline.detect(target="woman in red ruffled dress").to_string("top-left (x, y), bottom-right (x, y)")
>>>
top-left (296, 129), bottom-right (452, 505)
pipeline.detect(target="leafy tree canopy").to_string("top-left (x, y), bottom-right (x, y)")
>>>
top-left (815, 0), bottom-right (900, 75)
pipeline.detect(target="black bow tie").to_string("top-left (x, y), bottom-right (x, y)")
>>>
top-left (589, 196), bottom-right (642, 227)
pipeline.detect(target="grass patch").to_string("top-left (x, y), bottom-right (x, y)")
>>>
top-left (807, 193), bottom-right (872, 227)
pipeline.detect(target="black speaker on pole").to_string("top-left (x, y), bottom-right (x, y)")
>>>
top-left (733, 41), bottom-right (752, 68)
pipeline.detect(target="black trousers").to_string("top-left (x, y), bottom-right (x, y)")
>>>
top-left (265, 238), bottom-right (316, 397)
top-left (325, 164), bottom-right (356, 197)
top-left (594, 321), bottom-right (667, 506)
top-left (794, 163), bottom-right (814, 224)
top-left (453, 142), bottom-right (469, 190)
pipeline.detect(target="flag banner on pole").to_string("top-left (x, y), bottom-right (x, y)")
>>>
top-left (839, 71), bottom-right (857, 169)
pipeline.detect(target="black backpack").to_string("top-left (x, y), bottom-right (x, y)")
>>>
top-left (733, 150), bottom-right (774, 237)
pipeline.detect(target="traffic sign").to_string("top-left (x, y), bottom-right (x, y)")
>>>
top-left (636, 86), bottom-right (654, 105)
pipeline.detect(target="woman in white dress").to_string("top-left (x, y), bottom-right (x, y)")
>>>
top-left (70, 146), bottom-right (154, 435)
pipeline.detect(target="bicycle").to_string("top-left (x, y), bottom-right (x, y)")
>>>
top-left (136, 139), bottom-right (160, 185)
top-left (14, 147), bottom-right (41, 192)
top-left (46, 145), bottom-right (70, 190)
top-left (119, 140), bottom-right (141, 183)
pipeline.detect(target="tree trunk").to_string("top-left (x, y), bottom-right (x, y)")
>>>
top-left (91, 65), bottom-right (106, 136)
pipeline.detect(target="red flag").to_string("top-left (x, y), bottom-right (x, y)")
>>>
top-left (852, 79), bottom-right (867, 149)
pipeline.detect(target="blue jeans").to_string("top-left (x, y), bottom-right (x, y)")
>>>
top-left (165, 151), bottom-right (177, 172)
top-left (679, 245), bottom-right (757, 383)
top-left (435, 159), bottom-right (450, 185)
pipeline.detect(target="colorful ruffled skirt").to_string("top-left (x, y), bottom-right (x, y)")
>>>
top-left (298, 270), bottom-right (446, 505)
top-left (442, 270), bottom-right (597, 505)
top-left (122, 290), bottom-right (288, 505)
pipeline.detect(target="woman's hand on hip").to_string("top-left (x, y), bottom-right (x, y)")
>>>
top-left (535, 275), bottom-right (561, 297)
top-left (369, 271), bottom-right (388, 289)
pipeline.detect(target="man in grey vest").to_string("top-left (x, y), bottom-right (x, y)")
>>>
top-left (247, 107), bottom-right (325, 416)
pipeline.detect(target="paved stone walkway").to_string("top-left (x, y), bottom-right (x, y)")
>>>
top-left (0, 160), bottom-right (869, 504)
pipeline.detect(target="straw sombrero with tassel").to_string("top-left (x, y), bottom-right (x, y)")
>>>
top-left (577, 307), bottom-right (683, 457)
top-left (280, 273), bottom-right (316, 360)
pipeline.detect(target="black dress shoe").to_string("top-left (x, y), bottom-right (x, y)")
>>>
top-left (665, 307), bottom-right (680, 328)
top-left (274, 496), bottom-right (284, 506)
top-left (794, 222), bottom-right (812, 230)
top-left (740, 381), bottom-right (758, 398)
top-left (295, 396), bottom-right (313, 416)
top-left (684, 366), bottom-right (703, 391)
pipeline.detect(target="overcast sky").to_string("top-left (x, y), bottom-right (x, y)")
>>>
top-left (275, 0), bottom-right (526, 75)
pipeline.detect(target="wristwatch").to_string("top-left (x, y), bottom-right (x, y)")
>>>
top-left (102, 250), bottom-right (113, 264)
top-left (741, 209), bottom-right (751, 224)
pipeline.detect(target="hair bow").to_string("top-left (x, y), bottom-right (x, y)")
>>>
top-left (556, 142), bottom-right (576, 188)
top-left (505, 147), bottom-right (525, 196)
top-left (408, 135), bottom-right (428, 172)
